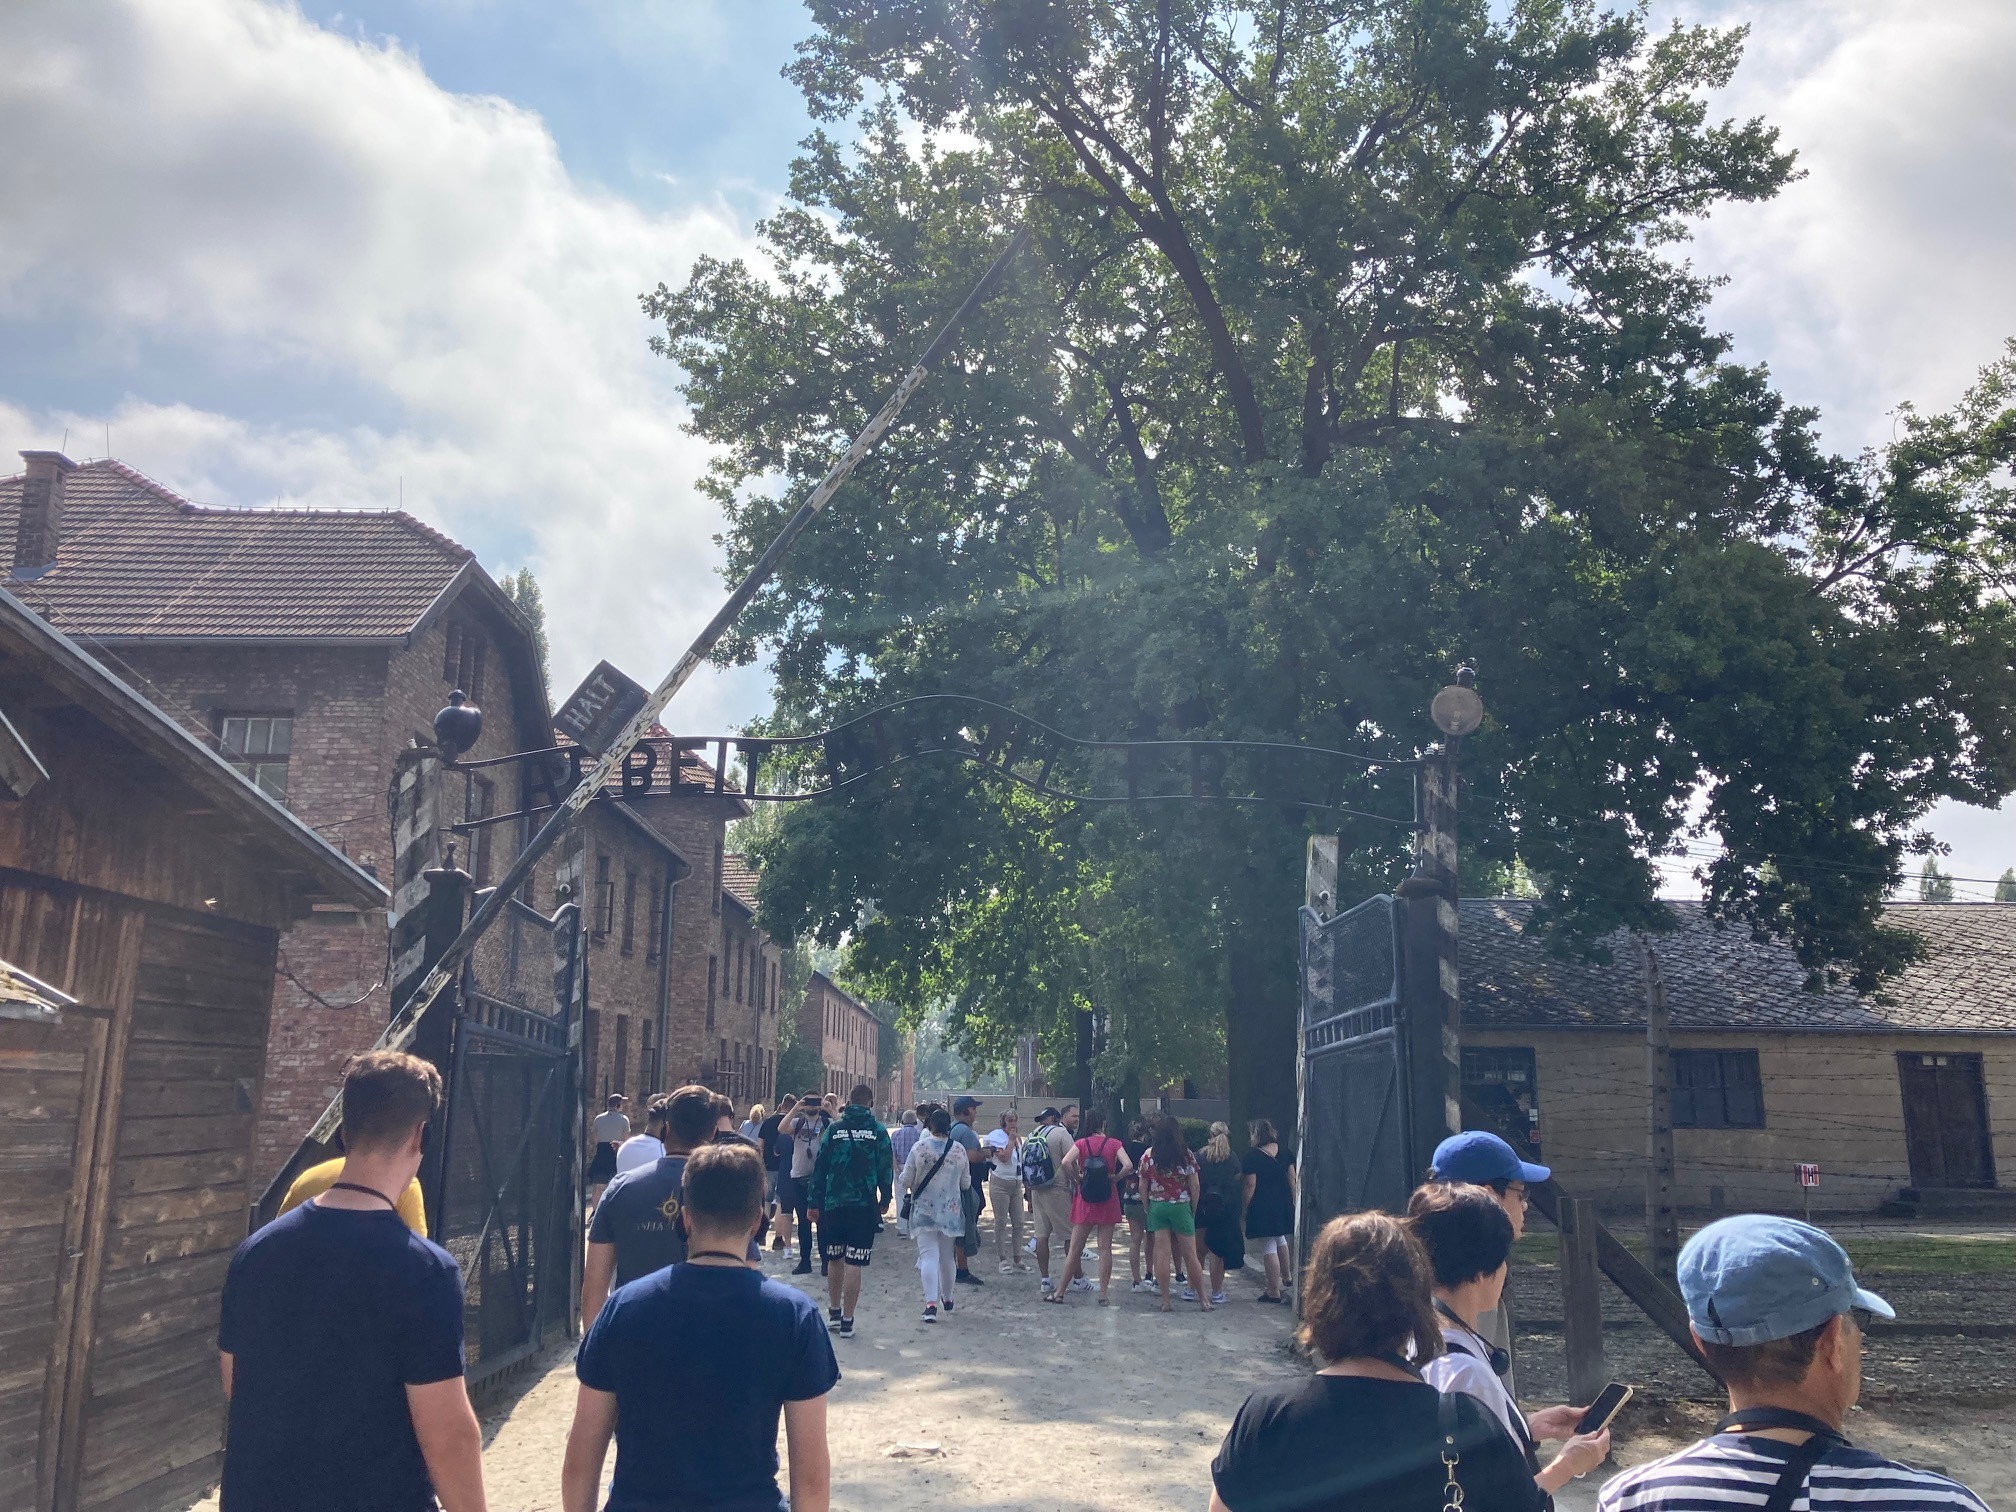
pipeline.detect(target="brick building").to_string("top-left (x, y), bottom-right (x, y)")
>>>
top-left (1460, 899), bottom-right (2016, 1215)
top-left (0, 454), bottom-right (552, 1182)
top-left (563, 750), bottom-right (783, 1114)
top-left (718, 853), bottom-right (781, 1112)
top-left (799, 969), bottom-right (881, 1101)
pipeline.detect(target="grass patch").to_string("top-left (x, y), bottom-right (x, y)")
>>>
top-left (1511, 1230), bottom-right (2016, 1274)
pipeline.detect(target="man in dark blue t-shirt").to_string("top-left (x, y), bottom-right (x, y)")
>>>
top-left (218, 1050), bottom-right (482, 1512)
top-left (583, 1084), bottom-right (720, 1321)
top-left (563, 1140), bottom-right (839, 1512)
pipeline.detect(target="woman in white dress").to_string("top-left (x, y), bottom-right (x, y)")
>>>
top-left (900, 1106), bottom-right (972, 1323)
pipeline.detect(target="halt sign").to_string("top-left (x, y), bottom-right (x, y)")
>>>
top-left (555, 660), bottom-right (649, 757)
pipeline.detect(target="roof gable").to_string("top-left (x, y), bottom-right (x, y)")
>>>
top-left (0, 459), bottom-right (471, 641)
top-left (1462, 898), bottom-right (2016, 1034)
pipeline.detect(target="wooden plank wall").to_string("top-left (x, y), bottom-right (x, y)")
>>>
top-left (0, 874), bottom-right (144, 1512)
top-left (67, 911), bottom-right (275, 1512)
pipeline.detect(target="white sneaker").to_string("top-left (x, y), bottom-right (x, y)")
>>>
top-left (1179, 1286), bottom-right (1200, 1301)
top-left (1132, 1279), bottom-right (1158, 1294)
top-left (1040, 1276), bottom-right (1055, 1295)
top-left (1024, 1238), bottom-right (1038, 1255)
top-left (1069, 1277), bottom-right (1095, 1293)
top-left (1211, 1291), bottom-right (1229, 1305)
top-left (999, 1261), bottom-right (1017, 1274)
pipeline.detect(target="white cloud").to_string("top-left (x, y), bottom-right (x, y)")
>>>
top-left (0, 0), bottom-right (774, 728)
top-left (1679, 0), bottom-right (2016, 448)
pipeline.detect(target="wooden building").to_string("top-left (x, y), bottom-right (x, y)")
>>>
top-left (1461, 899), bottom-right (2016, 1216)
top-left (0, 580), bottom-right (383, 1512)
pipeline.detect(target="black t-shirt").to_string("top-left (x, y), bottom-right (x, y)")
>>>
top-left (218, 1202), bottom-right (465, 1512)
top-left (1242, 1145), bottom-right (1296, 1237)
top-left (577, 1263), bottom-right (841, 1512)
top-left (1213, 1374), bottom-right (1544, 1512)
top-left (1121, 1138), bottom-right (1149, 1198)
top-left (589, 1154), bottom-right (690, 1289)
top-left (757, 1114), bottom-right (786, 1169)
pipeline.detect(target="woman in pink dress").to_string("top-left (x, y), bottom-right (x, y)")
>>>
top-left (1045, 1107), bottom-right (1133, 1306)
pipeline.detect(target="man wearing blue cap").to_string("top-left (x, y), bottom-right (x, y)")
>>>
top-left (1599, 1215), bottom-right (1988, 1511)
top-left (1427, 1130), bottom-right (1550, 1387)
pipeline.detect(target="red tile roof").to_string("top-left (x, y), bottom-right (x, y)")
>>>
top-left (721, 852), bottom-right (760, 913)
top-left (0, 459), bottom-right (471, 640)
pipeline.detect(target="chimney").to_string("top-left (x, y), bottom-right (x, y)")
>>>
top-left (14, 451), bottom-right (76, 579)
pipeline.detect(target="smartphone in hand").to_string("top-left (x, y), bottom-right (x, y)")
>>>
top-left (1576, 1382), bottom-right (1634, 1436)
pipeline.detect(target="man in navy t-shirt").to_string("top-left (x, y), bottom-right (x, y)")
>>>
top-left (582, 1084), bottom-right (720, 1321)
top-left (218, 1050), bottom-right (483, 1512)
top-left (563, 1140), bottom-right (839, 1512)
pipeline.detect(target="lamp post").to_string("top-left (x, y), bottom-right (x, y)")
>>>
top-left (1399, 666), bottom-right (1481, 1168)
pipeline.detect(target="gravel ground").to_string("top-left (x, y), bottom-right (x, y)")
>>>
top-left (181, 1233), bottom-right (2016, 1511)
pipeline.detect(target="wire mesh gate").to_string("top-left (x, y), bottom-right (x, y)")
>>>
top-left (432, 898), bottom-right (583, 1392)
top-left (1294, 894), bottom-right (1419, 1263)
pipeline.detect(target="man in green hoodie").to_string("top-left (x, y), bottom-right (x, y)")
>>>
top-left (807, 1084), bottom-right (894, 1339)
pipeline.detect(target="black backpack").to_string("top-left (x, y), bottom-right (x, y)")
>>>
top-left (1078, 1139), bottom-right (1114, 1205)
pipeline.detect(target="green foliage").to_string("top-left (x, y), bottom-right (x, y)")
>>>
top-left (1919, 859), bottom-right (1956, 904)
top-left (1997, 869), bottom-right (2016, 904)
top-left (775, 1040), bottom-right (826, 1102)
top-left (649, 0), bottom-right (2016, 1132)
top-left (498, 567), bottom-right (551, 693)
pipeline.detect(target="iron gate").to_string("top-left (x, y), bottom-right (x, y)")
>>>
top-left (1295, 894), bottom-right (1414, 1261)
top-left (432, 898), bottom-right (582, 1391)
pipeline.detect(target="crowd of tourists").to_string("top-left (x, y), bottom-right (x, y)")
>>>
top-left (216, 1051), bottom-right (1993, 1512)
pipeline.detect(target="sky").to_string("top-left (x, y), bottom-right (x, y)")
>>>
top-left (3, 1), bottom-right (2014, 896)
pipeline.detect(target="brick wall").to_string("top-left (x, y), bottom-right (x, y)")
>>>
top-left (625, 793), bottom-right (770, 1103)
top-left (117, 592), bottom-right (543, 1185)
top-left (717, 894), bottom-right (778, 1116)
top-left (802, 973), bottom-right (878, 1100)
top-left (577, 808), bottom-right (677, 1105)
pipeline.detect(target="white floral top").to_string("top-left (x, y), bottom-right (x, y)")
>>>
top-left (901, 1133), bottom-right (971, 1236)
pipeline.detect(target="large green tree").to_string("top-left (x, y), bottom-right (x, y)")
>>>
top-left (649, 0), bottom-right (2016, 1135)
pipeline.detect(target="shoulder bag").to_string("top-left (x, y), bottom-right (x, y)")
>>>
top-left (901, 1139), bottom-right (955, 1222)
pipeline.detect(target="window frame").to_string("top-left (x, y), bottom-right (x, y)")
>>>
top-left (620, 868), bottom-right (638, 956)
top-left (593, 854), bottom-right (614, 939)
top-left (1671, 1048), bottom-right (1766, 1130)
top-left (216, 711), bottom-right (295, 802)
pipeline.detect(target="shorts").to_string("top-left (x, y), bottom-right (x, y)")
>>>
top-left (819, 1205), bottom-right (880, 1266)
top-left (1146, 1200), bottom-right (1195, 1236)
top-left (587, 1144), bottom-right (617, 1183)
top-left (1252, 1233), bottom-right (1291, 1260)
top-left (1031, 1184), bottom-right (1072, 1242)
top-left (777, 1172), bottom-right (804, 1209)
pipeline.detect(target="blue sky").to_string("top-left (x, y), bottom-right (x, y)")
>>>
top-left (4, 1), bottom-right (2016, 894)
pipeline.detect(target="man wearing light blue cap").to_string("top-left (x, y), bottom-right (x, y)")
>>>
top-left (1599, 1214), bottom-right (1988, 1511)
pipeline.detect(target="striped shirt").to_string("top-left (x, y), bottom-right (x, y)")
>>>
top-left (1598, 1433), bottom-right (1990, 1512)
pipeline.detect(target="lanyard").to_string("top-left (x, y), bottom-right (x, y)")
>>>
top-left (327, 1181), bottom-right (397, 1210)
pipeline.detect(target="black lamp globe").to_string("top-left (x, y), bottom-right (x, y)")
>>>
top-left (434, 690), bottom-right (484, 760)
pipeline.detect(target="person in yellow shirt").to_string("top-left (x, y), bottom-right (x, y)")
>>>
top-left (281, 1137), bottom-right (429, 1236)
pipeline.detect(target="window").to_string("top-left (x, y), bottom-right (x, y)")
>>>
top-left (1461, 1046), bottom-right (1541, 1156)
top-left (466, 773), bottom-right (495, 886)
top-left (706, 957), bottom-right (717, 1029)
top-left (593, 855), bottom-right (614, 938)
top-left (219, 714), bottom-right (293, 801)
top-left (641, 1021), bottom-right (656, 1094)
top-left (646, 875), bottom-right (663, 962)
top-left (442, 619), bottom-right (487, 701)
top-left (711, 840), bottom-right (723, 915)
top-left (621, 869), bottom-right (638, 955)
top-left (735, 942), bottom-right (745, 1002)
top-left (1673, 1049), bottom-right (1765, 1129)
top-left (613, 1014), bottom-right (630, 1097)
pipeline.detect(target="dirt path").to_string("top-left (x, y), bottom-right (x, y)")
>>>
top-left (186, 1233), bottom-right (2016, 1510)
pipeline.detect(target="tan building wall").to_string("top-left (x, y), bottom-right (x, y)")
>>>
top-left (1464, 1027), bottom-right (2016, 1213)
